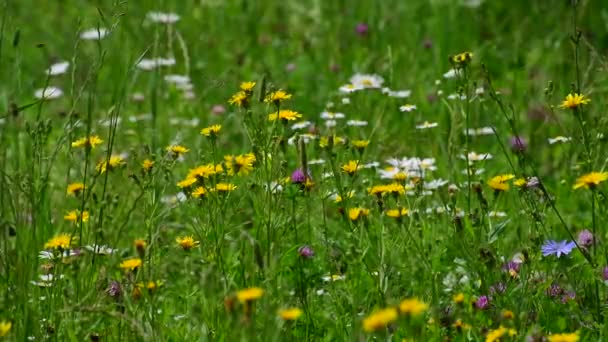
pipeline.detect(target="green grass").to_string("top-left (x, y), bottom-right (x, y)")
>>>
top-left (1, 0), bottom-right (608, 340)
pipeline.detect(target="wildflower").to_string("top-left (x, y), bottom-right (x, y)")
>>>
top-left (451, 52), bottom-right (473, 67)
top-left (460, 151), bottom-right (493, 163)
top-left (603, 266), bottom-right (608, 282)
top-left (475, 295), bottom-right (489, 309)
top-left (386, 208), bottom-right (409, 219)
top-left (146, 11), bottom-right (180, 24)
top-left (320, 111), bottom-right (345, 120)
top-left (265, 89), bottom-right (292, 104)
top-left (166, 145), bottom-right (189, 158)
top-left (452, 319), bottom-right (471, 331)
top-left (214, 183), bottom-right (237, 192)
top-left (542, 240), bottom-right (576, 258)
top-left (67, 182), bottom-right (85, 196)
top-left (355, 23), bottom-right (369, 36)
top-left (200, 124), bottom-right (222, 137)
top-left (548, 136), bottom-right (572, 144)
top-left (509, 136), bottom-right (527, 152)
top-left (487, 174), bottom-right (515, 191)
top-left (240, 81), bottom-right (256, 93)
top-left (72, 135), bottom-right (103, 149)
top-left (559, 93), bottom-right (590, 110)
top-left (119, 257), bottom-right (142, 271)
top-left (341, 160), bottom-right (360, 175)
top-left (228, 91), bottom-right (248, 107)
top-left (346, 119), bottom-right (368, 127)
top-left (577, 229), bottom-right (594, 249)
top-left (573, 171), bottom-right (608, 190)
top-left (237, 287), bottom-right (264, 303)
top-left (192, 186), bottom-right (207, 198)
top-left (268, 109), bottom-right (302, 122)
top-left (399, 104), bottom-right (417, 112)
top-left (34, 86), bottom-right (63, 100)
top-left (177, 177), bottom-right (197, 189)
top-left (339, 83), bottom-right (364, 93)
top-left (84, 245), bottom-right (117, 255)
top-left (106, 280), bottom-right (122, 299)
top-left (63, 210), bottom-right (90, 223)
top-left (224, 153), bottom-right (256, 176)
top-left (187, 163), bottom-right (224, 179)
top-left (278, 308), bottom-right (303, 321)
top-left (0, 321), bottom-right (11, 337)
top-left (348, 208), bottom-right (369, 221)
top-left (351, 139), bottom-right (369, 151)
top-left (290, 168), bottom-right (308, 184)
top-left (416, 121), bottom-right (438, 129)
top-left (80, 27), bottom-right (109, 40)
top-left (350, 74), bottom-right (384, 89)
top-left (382, 88), bottom-right (411, 98)
top-left (485, 326), bottom-right (507, 342)
top-left (399, 298), bottom-right (428, 316)
top-left (362, 307), bottom-right (398, 332)
top-left (513, 178), bottom-right (526, 187)
top-left (134, 239), bottom-right (146, 257)
top-left (44, 233), bottom-right (74, 250)
top-left (547, 332), bottom-right (579, 342)
top-left (96, 155), bottom-right (125, 173)
top-left (176, 236), bottom-right (200, 251)
top-left (502, 310), bottom-right (514, 320)
top-left (297, 245), bottom-right (315, 259)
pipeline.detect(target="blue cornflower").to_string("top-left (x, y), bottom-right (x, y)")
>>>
top-left (541, 240), bottom-right (576, 258)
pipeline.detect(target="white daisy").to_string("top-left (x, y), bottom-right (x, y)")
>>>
top-left (320, 111), bottom-right (345, 120)
top-left (382, 88), bottom-right (411, 98)
top-left (350, 73), bottom-right (384, 89)
top-left (287, 133), bottom-right (316, 145)
top-left (416, 121), bottom-right (438, 129)
top-left (46, 61), bottom-right (69, 76)
top-left (80, 28), bottom-right (109, 40)
top-left (346, 120), bottom-right (368, 127)
top-left (399, 104), bottom-right (417, 112)
top-left (291, 121), bottom-right (312, 130)
top-left (548, 136), bottom-right (572, 144)
top-left (339, 83), bottom-right (363, 93)
top-left (424, 179), bottom-right (449, 190)
top-left (34, 87), bottom-right (63, 100)
top-left (459, 152), bottom-right (493, 163)
top-left (325, 120), bottom-right (337, 128)
top-left (146, 12), bottom-right (181, 24)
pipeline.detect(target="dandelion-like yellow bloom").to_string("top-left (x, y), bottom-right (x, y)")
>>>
top-left (451, 52), bottom-right (473, 67)
top-left (166, 145), bottom-right (189, 157)
top-left (348, 207), bottom-right (369, 221)
top-left (63, 210), bottom-right (90, 223)
top-left (351, 139), bottom-right (370, 150)
top-left (485, 326), bottom-right (507, 342)
top-left (278, 308), bottom-right (303, 321)
top-left (44, 233), bottom-right (74, 250)
top-left (142, 159), bottom-right (154, 173)
top-left (573, 171), bottom-right (608, 190)
top-left (187, 163), bottom-right (224, 179)
top-left (362, 307), bottom-right (398, 333)
top-left (240, 81), bottom-right (256, 93)
top-left (236, 287), bottom-right (264, 303)
top-left (268, 109), bottom-right (302, 122)
top-left (177, 177), bottom-right (197, 189)
top-left (559, 93), bottom-right (590, 110)
top-left (96, 155), bottom-right (125, 173)
top-left (319, 135), bottom-right (345, 148)
top-left (386, 208), bottom-right (409, 218)
top-left (265, 89), bottom-right (292, 104)
top-left (398, 298), bottom-right (428, 316)
top-left (71, 135), bottom-right (103, 149)
top-left (66, 182), bottom-right (85, 196)
top-left (225, 153), bottom-right (256, 176)
top-left (547, 332), bottom-right (579, 342)
top-left (176, 236), bottom-right (200, 251)
top-left (0, 321), bottom-right (11, 337)
top-left (228, 91), bottom-right (248, 107)
top-left (368, 183), bottom-right (406, 196)
top-left (192, 186), bottom-right (207, 198)
top-left (341, 160), bottom-right (359, 175)
top-left (119, 257), bottom-right (142, 271)
top-left (200, 124), bottom-right (222, 137)
top-left (214, 183), bottom-right (237, 192)
top-left (513, 178), bottom-right (526, 187)
top-left (502, 310), bottom-right (514, 320)
top-left (487, 174), bottom-right (515, 191)
top-left (452, 293), bottom-right (465, 304)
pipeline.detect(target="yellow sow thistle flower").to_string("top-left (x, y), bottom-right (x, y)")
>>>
top-left (200, 124), bottom-right (222, 137)
top-left (96, 155), bottom-right (125, 173)
top-left (120, 257), bottom-right (142, 271)
top-left (348, 207), bottom-right (369, 221)
top-left (0, 321), bottom-right (11, 337)
top-left (265, 89), bottom-right (292, 104)
top-left (71, 135), bottom-right (103, 149)
top-left (487, 174), bottom-right (515, 191)
top-left (166, 145), bottom-right (189, 158)
top-left (547, 332), bottom-right (579, 342)
top-left (225, 153), bottom-right (256, 176)
top-left (187, 163), bottom-right (224, 179)
top-left (176, 236), bottom-right (200, 251)
top-left (228, 91), bottom-right (248, 107)
top-left (240, 81), bottom-right (256, 93)
top-left (341, 160), bottom-right (360, 175)
top-left (64, 210), bottom-right (90, 223)
top-left (559, 93), bottom-right (590, 110)
top-left (573, 171), bottom-right (608, 190)
top-left (453, 293), bottom-right (465, 304)
top-left (177, 177), bottom-right (197, 189)
top-left (66, 182), bottom-right (85, 196)
top-left (399, 298), bottom-right (428, 316)
top-left (142, 159), bottom-right (154, 173)
top-left (451, 52), bottom-right (473, 67)
top-left (362, 307), bottom-right (398, 333)
top-left (278, 308), bottom-right (303, 321)
top-left (513, 178), bottom-right (526, 187)
top-left (192, 186), bottom-right (207, 198)
top-left (236, 287), bottom-right (264, 303)
top-left (268, 109), bottom-right (302, 122)
top-left (351, 139), bottom-right (370, 151)
top-left (214, 183), bottom-right (237, 192)
top-left (386, 208), bottom-right (409, 219)
top-left (485, 326), bottom-right (517, 342)
top-left (44, 233), bottom-right (74, 250)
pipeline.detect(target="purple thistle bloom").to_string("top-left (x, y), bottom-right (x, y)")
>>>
top-left (475, 295), bottom-right (489, 309)
top-left (541, 240), bottom-right (576, 258)
top-left (510, 136), bottom-right (527, 152)
top-left (355, 23), bottom-right (369, 36)
top-left (297, 245), bottom-right (315, 259)
top-left (291, 168), bottom-right (311, 184)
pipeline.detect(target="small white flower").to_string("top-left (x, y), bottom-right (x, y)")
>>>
top-left (362, 161), bottom-right (380, 169)
top-left (416, 121), bottom-right (438, 129)
top-left (320, 111), bottom-right (345, 120)
top-left (461, 168), bottom-right (485, 175)
top-left (460, 152), bottom-right (493, 163)
top-left (80, 28), bottom-right (109, 40)
top-left (325, 120), bottom-right (337, 128)
top-left (399, 104), bottom-right (417, 112)
top-left (146, 12), bottom-right (181, 24)
top-left (321, 172), bottom-right (333, 179)
top-left (287, 133), bottom-right (316, 145)
top-left (488, 211), bottom-right (507, 218)
top-left (137, 57), bottom-right (176, 70)
top-left (424, 179), bottom-right (449, 190)
top-left (46, 61), bottom-right (69, 76)
top-left (98, 117), bottom-right (122, 127)
top-left (447, 93), bottom-right (467, 100)
top-left (34, 87), bottom-right (63, 100)
top-left (85, 245), bottom-right (118, 255)
top-left (382, 88), bottom-right (411, 98)
top-left (339, 83), bottom-right (363, 93)
top-left (350, 73), bottom-right (384, 89)
top-left (291, 121), bottom-right (312, 130)
top-left (443, 69), bottom-right (458, 79)
top-left (475, 87), bottom-right (485, 95)
top-left (308, 159), bottom-right (326, 165)
top-left (346, 120), bottom-right (368, 127)
top-left (548, 136), bottom-right (572, 144)
top-left (326, 102), bottom-right (335, 108)
top-left (465, 127), bottom-right (495, 136)
top-left (164, 74), bottom-right (190, 85)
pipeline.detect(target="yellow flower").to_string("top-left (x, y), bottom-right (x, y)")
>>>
top-left (399, 298), bottom-right (428, 316)
top-left (166, 145), bottom-right (189, 157)
top-left (513, 178), bottom-right (526, 187)
top-left (485, 326), bottom-right (507, 342)
top-left (559, 93), bottom-right (590, 110)
top-left (265, 89), bottom-right (292, 104)
top-left (547, 332), bottom-right (579, 342)
top-left (136, 280), bottom-right (162, 294)
top-left (452, 319), bottom-right (471, 331)
top-left (369, 183), bottom-right (406, 196)
top-left (240, 81), bottom-right (256, 93)
top-left (333, 191), bottom-right (355, 203)
top-left (319, 135), bottom-right (345, 148)
top-left (451, 52), bottom-right (473, 67)
top-left (386, 208), bottom-right (409, 218)
top-left (228, 91), bottom-right (248, 107)
top-left (214, 183), bottom-right (237, 192)
top-left (177, 177), bottom-right (197, 189)
top-left (236, 287), bottom-right (264, 303)
top-left (66, 182), bottom-right (85, 196)
top-left (192, 186), bottom-right (207, 198)
top-left (268, 109), bottom-right (302, 122)
top-left (63, 210), bottom-right (90, 223)
top-left (176, 236), bottom-right (200, 251)
top-left (348, 207), bottom-right (369, 221)
top-left (0, 321), bottom-right (11, 337)
top-left (362, 307), bottom-right (398, 333)
top-left (487, 174), bottom-right (515, 191)
top-left (225, 153), bottom-right (256, 176)
top-left (71, 135), bottom-right (103, 149)
top-left (502, 309), bottom-right (514, 320)
top-left (142, 159), bottom-right (154, 173)
top-left (573, 171), bottom-right (608, 190)
top-left (278, 308), bottom-right (303, 321)
top-left (134, 239), bottom-right (147, 254)
top-left (96, 155), bottom-right (125, 173)
top-left (453, 293), bottom-right (465, 304)
top-left (187, 163), bottom-right (224, 179)
top-left (351, 139), bottom-right (370, 150)
top-left (44, 233), bottom-right (74, 250)
top-left (341, 160), bottom-right (360, 175)
top-left (119, 257), bottom-right (142, 271)
top-left (200, 124), bottom-right (222, 137)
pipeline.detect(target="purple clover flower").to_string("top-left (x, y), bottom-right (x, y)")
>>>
top-left (475, 295), bottom-right (489, 309)
top-left (541, 240), bottom-right (576, 258)
top-left (297, 245), bottom-right (315, 259)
